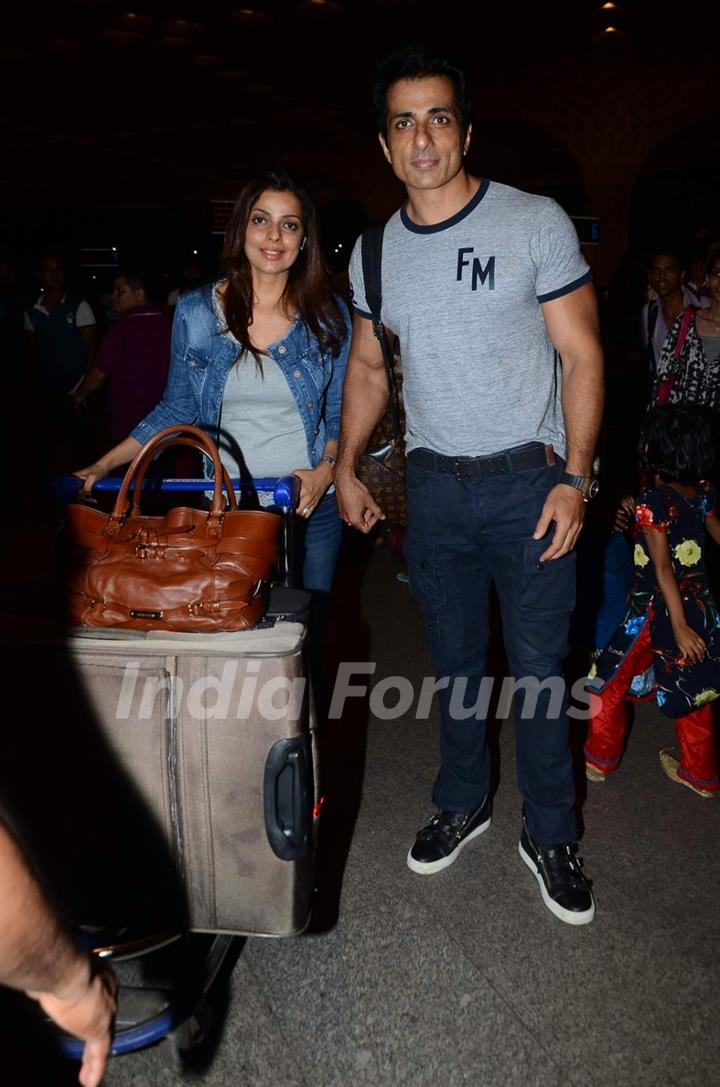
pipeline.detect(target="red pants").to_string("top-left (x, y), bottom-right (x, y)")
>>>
top-left (585, 619), bottom-right (719, 791)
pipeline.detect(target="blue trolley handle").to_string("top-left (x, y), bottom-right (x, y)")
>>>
top-left (57, 474), bottom-right (301, 509)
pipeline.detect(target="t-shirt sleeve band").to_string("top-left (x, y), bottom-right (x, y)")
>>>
top-left (537, 270), bottom-right (593, 304)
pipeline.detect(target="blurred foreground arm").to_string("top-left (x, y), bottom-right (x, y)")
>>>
top-left (0, 820), bottom-right (117, 1087)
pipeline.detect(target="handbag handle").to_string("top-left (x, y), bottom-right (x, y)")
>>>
top-left (105, 425), bottom-right (229, 536)
top-left (130, 434), bottom-right (239, 516)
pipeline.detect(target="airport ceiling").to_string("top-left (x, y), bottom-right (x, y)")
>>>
top-left (2, 1), bottom-right (716, 207)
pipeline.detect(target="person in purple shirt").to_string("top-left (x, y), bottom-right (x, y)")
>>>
top-left (72, 271), bottom-right (171, 442)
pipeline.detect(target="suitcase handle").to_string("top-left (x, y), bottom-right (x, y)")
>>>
top-left (263, 737), bottom-right (312, 861)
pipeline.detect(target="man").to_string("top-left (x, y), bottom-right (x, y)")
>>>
top-left (335, 47), bottom-right (604, 925)
top-left (642, 249), bottom-right (709, 375)
top-left (24, 253), bottom-right (97, 398)
top-left (0, 819), bottom-right (116, 1087)
top-left (24, 254), bottom-right (97, 462)
top-left (72, 271), bottom-right (171, 442)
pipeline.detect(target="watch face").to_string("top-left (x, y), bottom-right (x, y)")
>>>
top-left (587, 478), bottom-right (600, 500)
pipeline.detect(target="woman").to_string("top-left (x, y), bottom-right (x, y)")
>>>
top-left (76, 173), bottom-right (351, 594)
top-left (651, 244), bottom-right (720, 413)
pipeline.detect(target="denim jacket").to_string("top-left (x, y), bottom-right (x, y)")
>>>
top-left (132, 284), bottom-right (351, 467)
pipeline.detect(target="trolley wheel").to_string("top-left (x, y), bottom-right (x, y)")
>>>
top-left (159, 997), bottom-right (213, 1070)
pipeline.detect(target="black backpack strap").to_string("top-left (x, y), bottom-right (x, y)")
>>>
top-left (360, 223), bottom-right (402, 442)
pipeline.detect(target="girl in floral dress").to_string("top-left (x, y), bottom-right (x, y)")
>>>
top-left (585, 405), bottom-right (720, 797)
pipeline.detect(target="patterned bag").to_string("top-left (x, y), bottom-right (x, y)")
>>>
top-left (357, 378), bottom-right (406, 527)
top-left (357, 223), bottom-right (407, 527)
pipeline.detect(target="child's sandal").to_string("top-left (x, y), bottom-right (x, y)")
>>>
top-left (659, 748), bottom-right (715, 798)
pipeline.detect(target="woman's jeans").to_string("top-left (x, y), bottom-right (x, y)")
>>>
top-left (405, 454), bottom-right (578, 846)
top-left (210, 487), bottom-right (342, 595)
top-left (297, 491), bottom-right (343, 595)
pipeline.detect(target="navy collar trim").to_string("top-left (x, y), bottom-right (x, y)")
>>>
top-left (400, 178), bottom-right (490, 234)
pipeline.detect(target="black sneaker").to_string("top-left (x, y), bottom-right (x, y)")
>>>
top-left (407, 796), bottom-right (491, 875)
top-left (519, 818), bottom-right (595, 925)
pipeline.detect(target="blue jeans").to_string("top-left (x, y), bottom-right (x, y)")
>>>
top-left (296, 491), bottom-right (342, 595)
top-left (405, 453), bottom-right (577, 845)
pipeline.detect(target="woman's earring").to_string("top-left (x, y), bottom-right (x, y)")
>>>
top-left (300, 237), bottom-right (306, 251)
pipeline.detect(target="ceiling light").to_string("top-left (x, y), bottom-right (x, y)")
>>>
top-left (298, 0), bottom-right (343, 16)
top-left (120, 12), bottom-right (152, 31)
top-left (162, 19), bottom-right (202, 36)
top-left (44, 38), bottom-right (82, 53)
top-left (98, 30), bottom-right (142, 46)
top-left (230, 8), bottom-right (273, 26)
top-left (604, 26), bottom-right (617, 33)
top-left (601, 2), bottom-right (617, 8)
top-left (191, 53), bottom-right (223, 67)
top-left (156, 35), bottom-right (192, 49)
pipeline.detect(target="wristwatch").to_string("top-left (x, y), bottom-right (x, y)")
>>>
top-left (560, 472), bottom-right (599, 502)
top-left (320, 454), bottom-right (336, 471)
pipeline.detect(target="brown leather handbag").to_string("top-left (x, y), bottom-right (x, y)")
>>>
top-left (65, 424), bottom-right (281, 632)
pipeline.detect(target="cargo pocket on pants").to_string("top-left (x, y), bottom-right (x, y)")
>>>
top-left (406, 541), bottom-right (447, 610)
top-left (519, 538), bottom-right (576, 616)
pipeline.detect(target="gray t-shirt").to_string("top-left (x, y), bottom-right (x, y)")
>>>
top-left (699, 332), bottom-right (720, 362)
top-left (349, 179), bottom-right (591, 459)
top-left (219, 351), bottom-right (310, 479)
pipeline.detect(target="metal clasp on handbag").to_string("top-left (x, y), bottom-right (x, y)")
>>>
top-left (134, 542), bottom-right (167, 559)
top-left (187, 600), bottom-right (221, 617)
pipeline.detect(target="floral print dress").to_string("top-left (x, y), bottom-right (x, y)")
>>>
top-left (588, 483), bottom-right (720, 718)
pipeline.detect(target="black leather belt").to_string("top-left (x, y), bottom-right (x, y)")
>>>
top-left (407, 442), bottom-right (554, 482)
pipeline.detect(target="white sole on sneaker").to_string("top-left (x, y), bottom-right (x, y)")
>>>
top-left (518, 840), bottom-right (595, 925)
top-left (406, 815), bottom-right (491, 875)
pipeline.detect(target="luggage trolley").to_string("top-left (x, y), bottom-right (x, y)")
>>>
top-left (54, 472), bottom-right (316, 1069)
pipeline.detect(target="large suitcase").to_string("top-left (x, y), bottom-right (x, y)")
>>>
top-left (67, 620), bottom-right (317, 937)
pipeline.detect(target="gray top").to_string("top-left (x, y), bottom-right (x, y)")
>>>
top-left (349, 179), bottom-right (591, 458)
top-left (699, 332), bottom-right (720, 361)
top-left (219, 351), bottom-right (311, 479)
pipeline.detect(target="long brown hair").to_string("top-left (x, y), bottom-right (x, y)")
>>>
top-left (221, 172), bottom-right (346, 364)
